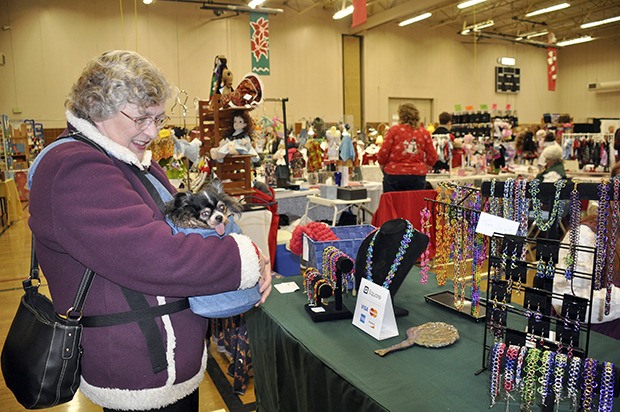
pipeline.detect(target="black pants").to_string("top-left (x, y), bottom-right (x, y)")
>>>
top-left (103, 389), bottom-right (198, 412)
top-left (382, 173), bottom-right (426, 192)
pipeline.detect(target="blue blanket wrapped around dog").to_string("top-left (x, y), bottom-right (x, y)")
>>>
top-left (168, 217), bottom-right (261, 318)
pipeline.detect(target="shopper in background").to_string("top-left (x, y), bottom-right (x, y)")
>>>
top-left (553, 161), bottom-right (620, 340)
top-left (28, 50), bottom-right (271, 412)
top-left (433, 112), bottom-right (453, 137)
top-left (537, 131), bottom-right (559, 170)
top-left (377, 103), bottom-right (438, 192)
top-left (535, 144), bottom-right (566, 182)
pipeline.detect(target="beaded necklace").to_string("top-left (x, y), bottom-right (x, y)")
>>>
top-left (419, 207), bottom-right (432, 285)
top-left (564, 182), bottom-right (582, 280)
top-left (365, 220), bottom-right (415, 289)
top-left (594, 180), bottom-right (610, 290)
top-left (503, 178), bottom-right (515, 219)
top-left (529, 178), bottom-right (568, 232)
top-left (605, 177), bottom-right (619, 314)
top-left (453, 209), bottom-right (469, 310)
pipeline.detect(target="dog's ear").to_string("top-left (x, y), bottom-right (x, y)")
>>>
top-left (172, 192), bottom-right (192, 208)
top-left (210, 178), bottom-right (225, 195)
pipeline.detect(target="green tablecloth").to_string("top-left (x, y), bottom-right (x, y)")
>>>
top-left (247, 268), bottom-right (620, 412)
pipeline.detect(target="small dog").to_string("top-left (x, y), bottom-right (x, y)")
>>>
top-left (164, 179), bottom-right (243, 236)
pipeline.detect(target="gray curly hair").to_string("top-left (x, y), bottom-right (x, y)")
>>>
top-left (398, 103), bottom-right (420, 128)
top-left (66, 50), bottom-right (171, 122)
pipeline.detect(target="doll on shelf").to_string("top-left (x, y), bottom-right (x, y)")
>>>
top-left (214, 110), bottom-right (260, 163)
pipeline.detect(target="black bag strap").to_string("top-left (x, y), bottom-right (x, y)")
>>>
top-left (50, 132), bottom-right (189, 374)
top-left (28, 235), bottom-right (95, 322)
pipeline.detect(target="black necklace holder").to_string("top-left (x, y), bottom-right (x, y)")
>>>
top-left (354, 218), bottom-right (429, 317)
top-left (304, 256), bottom-right (354, 322)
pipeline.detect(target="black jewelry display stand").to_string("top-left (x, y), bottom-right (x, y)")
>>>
top-left (422, 196), bottom-right (487, 321)
top-left (475, 234), bottom-right (619, 411)
top-left (305, 257), bottom-right (354, 322)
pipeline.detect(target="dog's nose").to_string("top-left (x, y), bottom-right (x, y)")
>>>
top-left (215, 215), bottom-right (223, 223)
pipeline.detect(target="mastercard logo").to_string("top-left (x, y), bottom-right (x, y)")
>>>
top-left (369, 308), bottom-right (378, 318)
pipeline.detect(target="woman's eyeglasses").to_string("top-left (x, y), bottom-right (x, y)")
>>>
top-left (120, 111), bottom-right (170, 131)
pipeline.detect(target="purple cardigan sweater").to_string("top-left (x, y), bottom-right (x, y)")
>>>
top-left (28, 113), bottom-right (260, 409)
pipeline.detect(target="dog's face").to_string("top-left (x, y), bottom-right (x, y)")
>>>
top-left (165, 179), bottom-right (242, 234)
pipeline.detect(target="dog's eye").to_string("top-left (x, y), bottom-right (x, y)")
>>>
top-left (200, 210), bottom-right (212, 220)
top-left (218, 203), bottom-right (226, 212)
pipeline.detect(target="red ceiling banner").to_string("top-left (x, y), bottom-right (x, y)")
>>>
top-left (352, 0), bottom-right (367, 28)
top-left (547, 47), bottom-right (557, 91)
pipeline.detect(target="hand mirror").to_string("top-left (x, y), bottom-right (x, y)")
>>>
top-left (374, 322), bottom-right (459, 357)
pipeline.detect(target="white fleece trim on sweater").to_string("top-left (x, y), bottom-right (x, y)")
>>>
top-left (157, 296), bottom-right (177, 386)
top-left (79, 344), bottom-right (207, 410)
top-left (230, 233), bottom-right (262, 289)
top-left (66, 110), bottom-right (152, 170)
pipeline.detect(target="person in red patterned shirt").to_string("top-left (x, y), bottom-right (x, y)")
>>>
top-left (377, 103), bottom-right (438, 192)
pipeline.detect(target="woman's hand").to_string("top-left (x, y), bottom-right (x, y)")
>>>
top-left (256, 253), bottom-right (273, 305)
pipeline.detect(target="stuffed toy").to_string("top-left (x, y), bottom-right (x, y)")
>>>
top-left (219, 69), bottom-right (234, 95)
top-left (220, 73), bottom-right (264, 109)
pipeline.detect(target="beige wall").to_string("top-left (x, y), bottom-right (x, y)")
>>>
top-left (0, 0), bottom-right (618, 130)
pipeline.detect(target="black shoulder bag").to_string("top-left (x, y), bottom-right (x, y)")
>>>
top-left (1, 235), bottom-right (93, 409)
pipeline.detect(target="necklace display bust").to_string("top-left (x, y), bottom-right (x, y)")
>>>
top-left (355, 218), bottom-right (429, 299)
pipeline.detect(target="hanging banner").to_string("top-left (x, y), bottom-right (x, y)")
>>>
top-left (352, 0), bottom-right (367, 28)
top-left (547, 47), bottom-right (557, 91)
top-left (250, 12), bottom-right (270, 75)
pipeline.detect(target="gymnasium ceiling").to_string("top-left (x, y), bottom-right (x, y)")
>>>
top-left (161, 0), bottom-right (620, 47)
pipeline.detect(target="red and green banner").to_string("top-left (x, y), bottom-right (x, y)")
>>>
top-left (250, 12), bottom-right (270, 75)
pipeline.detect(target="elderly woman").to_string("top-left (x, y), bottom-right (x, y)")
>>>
top-left (377, 103), bottom-right (438, 192)
top-left (535, 144), bottom-right (566, 182)
top-left (28, 50), bottom-right (271, 412)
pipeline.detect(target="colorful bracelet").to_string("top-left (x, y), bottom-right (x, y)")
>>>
top-left (490, 342), bottom-right (505, 407)
top-left (580, 357), bottom-right (598, 412)
top-left (503, 345), bottom-right (519, 398)
top-left (599, 361), bottom-right (615, 412)
top-left (552, 352), bottom-right (568, 405)
top-left (537, 350), bottom-right (555, 406)
top-left (566, 355), bottom-right (582, 411)
top-left (521, 347), bottom-right (541, 409)
top-left (514, 345), bottom-right (528, 392)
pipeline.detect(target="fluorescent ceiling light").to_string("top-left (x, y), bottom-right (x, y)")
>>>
top-left (248, 0), bottom-right (266, 8)
top-left (525, 2), bottom-right (570, 17)
top-left (497, 57), bottom-right (516, 66)
top-left (580, 15), bottom-right (620, 29)
top-left (460, 20), bottom-right (494, 34)
top-left (143, 0), bottom-right (154, 4)
top-left (473, 20), bottom-right (494, 31)
top-left (457, 0), bottom-right (487, 10)
top-left (557, 35), bottom-right (593, 47)
top-left (333, 5), bottom-right (354, 19)
top-left (399, 12), bottom-right (432, 27)
top-left (527, 30), bottom-right (549, 39)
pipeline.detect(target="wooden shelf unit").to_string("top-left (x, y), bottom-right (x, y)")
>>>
top-left (198, 95), bottom-right (254, 196)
